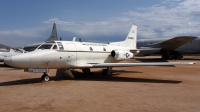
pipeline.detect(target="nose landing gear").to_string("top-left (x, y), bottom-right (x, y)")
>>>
top-left (82, 68), bottom-right (91, 75)
top-left (41, 73), bottom-right (50, 82)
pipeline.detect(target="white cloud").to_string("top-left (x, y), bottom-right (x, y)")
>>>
top-left (43, 18), bottom-right (76, 25)
top-left (42, 0), bottom-right (200, 40)
top-left (0, 29), bottom-right (39, 37)
top-left (123, 0), bottom-right (200, 38)
top-left (3, 0), bottom-right (200, 47)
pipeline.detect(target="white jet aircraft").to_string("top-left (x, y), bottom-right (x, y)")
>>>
top-left (4, 24), bottom-right (195, 82)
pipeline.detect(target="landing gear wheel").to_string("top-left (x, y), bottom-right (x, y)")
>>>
top-left (102, 68), bottom-right (112, 77)
top-left (169, 55), bottom-right (174, 60)
top-left (82, 68), bottom-right (91, 75)
top-left (102, 69), bottom-right (108, 77)
top-left (177, 54), bottom-right (183, 59)
top-left (162, 55), bottom-right (167, 60)
top-left (41, 73), bottom-right (50, 82)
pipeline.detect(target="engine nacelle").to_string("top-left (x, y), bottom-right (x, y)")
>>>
top-left (111, 50), bottom-right (134, 60)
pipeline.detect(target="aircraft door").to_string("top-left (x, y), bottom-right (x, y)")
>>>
top-left (66, 43), bottom-right (77, 62)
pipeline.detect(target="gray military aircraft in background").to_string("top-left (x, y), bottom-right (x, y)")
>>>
top-left (136, 36), bottom-right (199, 60)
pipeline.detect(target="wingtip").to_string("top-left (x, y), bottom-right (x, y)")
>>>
top-left (189, 62), bottom-right (196, 64)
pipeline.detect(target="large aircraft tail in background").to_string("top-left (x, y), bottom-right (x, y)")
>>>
top-left (22, 23), bottom-right (58, 52)
top-left (45, 23), bottom-right (58, 42)
top-left (109, 24), bottom-right (137, 49)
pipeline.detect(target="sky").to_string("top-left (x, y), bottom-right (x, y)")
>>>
top-left (0, 0), bottom-right (200, 47)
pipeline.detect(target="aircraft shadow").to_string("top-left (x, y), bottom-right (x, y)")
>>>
top-left (181, 58), bottom-right (200, 60)
top-left (0, 70), bottom-right (181, 86)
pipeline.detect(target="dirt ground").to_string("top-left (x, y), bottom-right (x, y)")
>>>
top-left (0, 56), bottom-right (200, 112)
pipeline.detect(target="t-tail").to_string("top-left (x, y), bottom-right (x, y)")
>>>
top-left (110, 24), bottom-right (137, 49)
top-left (45, 23), bottom-right (58, 42)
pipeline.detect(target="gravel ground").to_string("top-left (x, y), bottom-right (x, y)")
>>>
top-left (0, 56), bottom-right (200, 112)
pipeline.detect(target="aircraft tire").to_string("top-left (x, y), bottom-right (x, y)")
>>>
top-left (169, 55), bottom-right (174, 60)
top-left (82, 69), bottom-right (86, 73)
top-left (102, 69), bottom-right (108, 77)
top-left (41, 73), bottom-right (50, 82)
top-left (82, 68), bottom-right (91, 75)
top-left (174, 54), bottom-right (183, 60)
top-left (161, 55), bottom-right (167, 60)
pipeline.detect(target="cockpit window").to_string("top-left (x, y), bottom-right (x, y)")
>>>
top-left (38, 44), bottom-right (53, 49)
top-left (57, 42), bottom-right (64, 50)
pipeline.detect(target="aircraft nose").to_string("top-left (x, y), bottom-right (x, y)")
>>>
top-left (3, 54), bottom-right (31, 68)
top-left (4, 57), bottom-right (12, 66)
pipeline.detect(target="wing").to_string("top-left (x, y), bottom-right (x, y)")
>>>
top-left (71, 62), bottom-right (195, 68)
top-left (159, 36), bottom-right (197, 51)
top-left (131, 36), bottom-right (197, 54)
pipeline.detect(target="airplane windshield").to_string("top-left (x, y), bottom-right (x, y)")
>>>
top-left (57, 42), bottom-right (64, 50)
top-left (38, 44), bottom-right (53, 49)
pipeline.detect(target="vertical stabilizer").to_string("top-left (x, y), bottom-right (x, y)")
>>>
top-left (123, 24), bottom-right (137, 48)
top-left (45, 23), bottom-right (58, 41)
top-left (110, 24), bottom-right (137, 49)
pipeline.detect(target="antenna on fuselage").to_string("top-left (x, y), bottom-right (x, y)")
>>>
top-left (73, 37), bottom-right (76, 42)
top-left (79, 38), bottom-right (82, 42)
top-left (60, 37), bottom-right (62, 41)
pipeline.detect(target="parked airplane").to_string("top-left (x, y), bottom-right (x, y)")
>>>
top-left (136, 36), bottom-right (199, 60)
top-left (0, 44), bottom-right (23, 62)
top-left (0, 49), bottom-right (22, 62)
top-left (4, 24), bottom-right (195, 82)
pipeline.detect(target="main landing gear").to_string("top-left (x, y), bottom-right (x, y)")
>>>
top-left (162, 54), bottom-right (183, 60)
top-left (82, 68), bottom-right (91, 75)
top-left (81, 68), bottom-right (113, 77)
top-left (161, 51), bottom-right (183, 60)
top-left (102, 68), bottom-right (112, 77)
top-left (41, 73), bottom-right (50, 82)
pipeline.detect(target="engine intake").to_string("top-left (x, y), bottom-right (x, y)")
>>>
top-left (111, 50), bottom-right (134, 60)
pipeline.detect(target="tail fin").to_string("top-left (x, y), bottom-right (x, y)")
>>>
top-left (45, 23), bottom-right (58, 42)
top-left (110, 24), bottom-right (137, 49)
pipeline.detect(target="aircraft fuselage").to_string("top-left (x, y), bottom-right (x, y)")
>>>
top-left (5, 41), bottom-right (132, 69)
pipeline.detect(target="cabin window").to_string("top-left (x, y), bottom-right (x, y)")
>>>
top-left (103, 47), bottom-right (106, 51)
top-left (57, 42), bottom-right (64, 50)
top-left (90, 47), bottom-right (93, 51)
top-left (38, 44), bottom-right (53, 49)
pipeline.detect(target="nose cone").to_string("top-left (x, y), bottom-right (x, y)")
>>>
top-left (4, 57), bottom-right (12, 66)
top-left (4, 54), bottom-right (31, 68)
